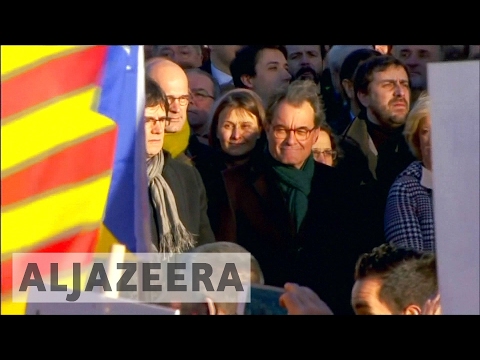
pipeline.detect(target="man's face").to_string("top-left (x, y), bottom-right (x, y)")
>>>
top-left (392, 45), bottom-right (442, 90)
top-left (149, 62), bottom-right (190, 133)
top-left (187, 72), bottom-right (215, 136)
top-left (250, 48), bottom-right (292, 106)
top-left (145, 105), bottom-right (168, 158)
top-left (358, 65), bottom-right (410, 129)
top-left (266, 100), bottom-right (319, 169)
top-left (155, 45), bottom-right (203, 69)
top-left (210, 45), bottom-right (245, 67)
top-left (351, 277), bottom-right (395, 315)
top-left (285, 45), bottom-right (323, 83)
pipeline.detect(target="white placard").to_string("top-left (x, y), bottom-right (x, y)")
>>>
top-left (25, 286), bottom-right (179, 315)
top-left (428, 60), bottom-right (479, 315)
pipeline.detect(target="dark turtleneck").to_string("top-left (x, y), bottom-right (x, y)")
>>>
top-left (364, 113), bottom-right (405, 151)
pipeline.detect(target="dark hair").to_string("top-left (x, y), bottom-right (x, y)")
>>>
top-left (353, 55), bottom-right (411, 112)
top-left (208, 88), bottom-right (265, 151)
top-left (230, 45), bottom-right (288, 89)
top-left (145, 75), bottom-right (169, 112)
top-left (318, 122), bottom-right (343, 166)
top-left (354, 243), bottom-right (438, 314)
top-left (185, 67), bottom-right (222, 100)
top-left (340, 48), bottom-right (382, 84)
top-left (339, 48), bottom-right (382, 104)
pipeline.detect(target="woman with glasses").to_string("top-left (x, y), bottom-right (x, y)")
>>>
top-left (193, 88), bottom-right (266, 237)
top-left (384, 92), bottom-right (435, 253)
top-left (312, 123), bottom-right (342, 167)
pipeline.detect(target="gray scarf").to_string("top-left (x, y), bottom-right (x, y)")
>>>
top-left (146, 151), bottom-right (196, 253)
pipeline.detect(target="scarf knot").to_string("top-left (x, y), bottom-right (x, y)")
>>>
top-left (265, 149), bottom-right (315, 232)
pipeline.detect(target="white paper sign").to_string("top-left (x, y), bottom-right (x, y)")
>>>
top-left (428, 60), bottom-right (479, 315)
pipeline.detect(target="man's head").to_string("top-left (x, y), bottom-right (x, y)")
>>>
top-left (285, 45), bottom-right (323, 84)
top-left (186, 241), bottom-right (264, 315)
top-left (354, 54), bottom-right (411, 129)
top-left (208, 45), bottom-right (245, 74)
top-left (351, 243), bottom-right (438, 315)
top-left (391, 45), bottom-right (443, 91)
top-left (325, 45), bottom-right (374, 96)
top-left (152, 45), bottom-right (203, 69)
top-left (230, 45), bottom-right (292, 107)
top-left (146, 58), bottom-right (190, 133)
top-left (144, 76), bottom-right (170, 158)
top-left (339, 48), bottom-right (382, 109)
top-left (265, 79), bottom-right (325, 169)
top-left (185, 68), bottom-right (220, 138)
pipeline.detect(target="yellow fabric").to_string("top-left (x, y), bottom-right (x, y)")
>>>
top-left (2, 174), bottom-right (112, 254)
top-left (162, 122), bottom-right (190, 158)
top-left (1, 88), bottom-right (114, 174)
top-left (1, 46), bottom-right (82, 76)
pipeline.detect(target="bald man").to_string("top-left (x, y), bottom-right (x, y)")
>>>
top-left (146, 57), bottom-right (191, 159)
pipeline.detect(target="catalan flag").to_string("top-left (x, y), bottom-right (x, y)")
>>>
top-left (1, 45), bottom-right (150, 314)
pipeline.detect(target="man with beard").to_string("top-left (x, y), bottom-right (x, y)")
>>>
top-left (285, 45), bottom-right (323, 85)
top-left (337, 55), bottom-right (416, 252)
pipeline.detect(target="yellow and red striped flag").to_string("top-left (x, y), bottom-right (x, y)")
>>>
top-left (1, 45), bottom-right (150, 314)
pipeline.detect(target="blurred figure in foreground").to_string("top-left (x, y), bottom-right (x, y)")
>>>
top-left (280, 243), bottom-right (440, 315)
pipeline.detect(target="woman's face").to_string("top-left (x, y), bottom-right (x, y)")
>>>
top-left (312, 130), bottom-right (334, 166)
top-left (419, 114), bottom-right (432, 170)
top-left (216, 107), bottom-right (261, 156)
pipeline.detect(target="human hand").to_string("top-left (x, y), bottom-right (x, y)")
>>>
top-left (279, 282), bottom-right (334, 315)
top-left (421, 292), bottom-right (442, 315)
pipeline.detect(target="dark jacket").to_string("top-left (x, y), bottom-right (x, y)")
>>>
top-left (217, 154), bottom-right (363, 315)
top-left (149, 150), bottom-right (215, 251)
top-left (337, 113), bottom-right (416, 246)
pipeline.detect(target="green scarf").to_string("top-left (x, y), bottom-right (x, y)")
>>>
top-left (265, 150), bottom-right (315, 232)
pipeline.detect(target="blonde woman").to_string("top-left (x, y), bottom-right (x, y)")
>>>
top-left (384, 92), bottom-right (434, 252)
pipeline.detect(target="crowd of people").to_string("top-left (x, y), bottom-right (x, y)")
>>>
top-left (139, 45), bottom-right (479, 315)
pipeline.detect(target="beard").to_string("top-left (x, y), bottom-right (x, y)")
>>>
top-left (293, 67), bottom-right (321, 84)
top-left (371, 104), bottom-right (408, 129)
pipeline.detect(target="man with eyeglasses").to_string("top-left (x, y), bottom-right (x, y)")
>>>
top-left (185, 68), bottom-right (220, 145)
top-left (146, 57), bottom-right (192, 160)
top-left (217, 79), bottom-right (359, 315)
top-left (143, 76), bottom-right (215, 254)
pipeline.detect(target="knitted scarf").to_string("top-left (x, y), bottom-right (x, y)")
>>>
top-left (146, 151), bottom-right (196, 253)
top-left (265, 150), bottom-right (315, 232)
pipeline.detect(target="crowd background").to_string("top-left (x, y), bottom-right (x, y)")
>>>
top-left (138, 45), bottom-right (479, 315)
top-left (2, 45), bottom-right (478, 315)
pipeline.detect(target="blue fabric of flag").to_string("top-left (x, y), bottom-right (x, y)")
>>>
top-left (97, 45), bottom-right (148, 253)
